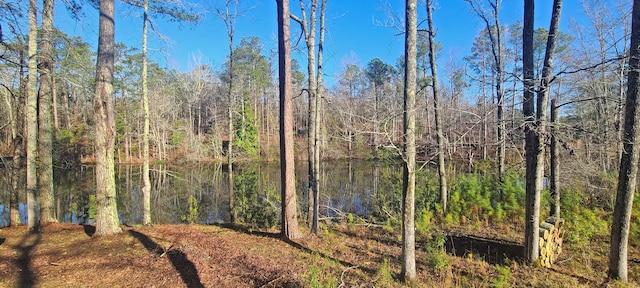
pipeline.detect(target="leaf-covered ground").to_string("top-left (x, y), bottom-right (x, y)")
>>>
top-left (0, 223), bottom-right (636, 287)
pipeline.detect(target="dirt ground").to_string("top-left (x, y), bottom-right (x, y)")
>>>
top-left (0, 223), bottom-right (636, 287)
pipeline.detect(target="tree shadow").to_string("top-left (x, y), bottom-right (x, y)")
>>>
top-left (82, 225), bottom-right (95, 237)
top-left (15, 230), bottom-right (41, 288)
top-left (445, 233), bottom-right (523, 265)
top-left (128, 230), bottom-right (204, 288)
top-left (214, 223), bottom-right (377, 275)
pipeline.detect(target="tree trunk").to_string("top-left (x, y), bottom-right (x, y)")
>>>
top-left (38, 0), bottom-right (56, 225)
top-left (62, 84), bottom-right (71, 130)
top-left (550, 99), bottom-right (560, 218)
top-left (495, 6), bottom-right (505, 182)
top-left (426, 0), bottom-right (448, 213)
top-left (524, 0), bottom-right (563, 263)
top-left (10, 49), bottom-right (27, 227)
top-left (27, 0), bottom-right (39, 230)
top-left (93, 0), bottom-right (122, 236)
top-left (223, 3), bottom-right (236, 224)
top-left (534, 0), bottom-right (562, 246)
top-left (311, 0), bottom-right (326, 235)
top-left (609, 0), bottom-right (640, 282)
top-left (523, 0), bottom-right (539, 262)
top-left (141, 0), bottom-right (151, 225)
top-left (373, 84), bottom-right (379, 159)
top-left (401, 0), bottom-right (417, 281)
top-left (278, 0), bottom-right (302, 240)
top-left (52, 63), bottom-right (59, 134)
top-left (292, 0), bottom-right (319, 233)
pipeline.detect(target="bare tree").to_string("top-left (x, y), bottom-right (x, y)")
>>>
top-left (312, 0), bottom-right (326, 235)
top-left (141, 0), bottom-right (151, 225)
top-left (122, 0), bottom-right (200, 225)
top-left (10, 39), bottom-right (27, 227)
top-left (466, 0), bottom-right (505, 181)
top-left (522, 0), bottom-right (538, 262)
top-left (537, 0), bottom-right (562, 220)
top-left (425, 0), bottom-right (448, 212)
top-left (93, 0), bottom-right (122, 236)
top-left (550, 98), bottom-right (560, 218)
top-left (38, 0), bottom-right (56, 225)
top-left (609, 0), bottom-right (640, 282)
top-left (291, 0), bottom-right (326, 234)
top-left (214, 0), bottom-right (251, 223)
top-left (278, 0), bottom-right (302, 240)
top-left (26, 0), bottom-right (39, 230)
top-left (401, 0), bottom-right (417, 281)
top-left (523, 0), bottom-right (563, 263)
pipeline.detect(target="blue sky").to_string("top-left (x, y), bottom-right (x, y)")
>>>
top-left (54, 0), bottom-right (592, 87)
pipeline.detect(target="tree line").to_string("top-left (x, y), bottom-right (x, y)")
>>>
top-left (0, 0), bottom-right (637, 283)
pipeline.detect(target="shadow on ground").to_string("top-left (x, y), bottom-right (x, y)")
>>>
top-left (214, 223), bottom-right (377, 275)
top-left (82, 225), bottom-right (95, 237)
top-left (445, 233), bottom-right (522, 265)
top-left (128, 230), bottom-right (204, 288)
top-left (15, 231), bottom-right (41, 288)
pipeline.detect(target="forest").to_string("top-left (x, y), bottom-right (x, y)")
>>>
top-left (0, 0), bottom-right (639, 286)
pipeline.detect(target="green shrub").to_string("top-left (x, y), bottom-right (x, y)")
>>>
top-left (631, 196), bottom-right (640, 244)
top-left (416, 207), bottom-right (433, 235)
top-left (383, 217), bottom-right (398, 233)
top-left (375, 258), bottom-right (394, 285)
top-left (561, 189), bottom-right (609, 248)
top-left (425, 231), bottom-right (450, 272)
top-left (181, 194), bottom-right (199, 224)
top-left (493, 265), bottom-right (511, 288)
top-left (304, 254), bottom-right (338, 288)
top-left (233, 105), bottom-right (259, 157)
top-left (367, 168), bottom-right (526, 230)
top-left (88, 194), bottom-right (97, 220)
top-left (304, 265), bottom-right (322, 288)
top-left (234, 164), bottom-right (279, 228)
top-left (347, 213), bottom-right (354, 224)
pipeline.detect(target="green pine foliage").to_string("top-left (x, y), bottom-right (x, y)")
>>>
top-left (233, 105), bottom-right (259, 157)
top-left (561, 188), bottom-right (609, 248)
top-left (493, 265), bottom-right (512, 288)
top-left (54, 125), bottom-right (88, 167)
top-left (234, 164), bottom-right (279, 228)
top-left (367, 167), bottom-right (526, 227)
top-left (181, 194), bottom-right (199, 224)
top-left (435, 172), bottom-right (525, 226)
top-left (424, 230), bottom-right (450, 272)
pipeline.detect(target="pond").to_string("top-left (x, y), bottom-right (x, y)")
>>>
top-left (0, 160), bottom-right (408, 227)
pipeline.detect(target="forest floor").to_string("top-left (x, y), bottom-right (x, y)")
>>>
top-left (0, 222), bottom-right (636, 287)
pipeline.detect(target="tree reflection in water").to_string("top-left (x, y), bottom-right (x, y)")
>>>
top-left (0, 160), bottom-right (405, 226)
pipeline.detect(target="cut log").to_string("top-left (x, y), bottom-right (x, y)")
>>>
top-left (538, 217), bottom-right (565, 268)
top-left (540, 221), bottom-right (556, 233)
top-left (546, 216), bottom-right (565, 228)
top-left (540, 228), bottom-right (550, 239)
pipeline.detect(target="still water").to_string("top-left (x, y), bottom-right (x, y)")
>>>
top-left (0, 160), bottom-right (405, 226)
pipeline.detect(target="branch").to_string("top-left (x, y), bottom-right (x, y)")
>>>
top-left (290, 13), bottom-right (303, 24)
top-left (294, 88), bottom-right (308, 99)
top-left (555, 96), bottom-right (615, 109)
top-left (552, 55), bottom-right (628, 79)
top-left (338, 266), bottom-right (360, 288)
top-left (0, 83), bottom-right (14, 97)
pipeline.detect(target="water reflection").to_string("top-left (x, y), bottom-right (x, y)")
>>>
top-left (0, 160), bottom-right (402, 226)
